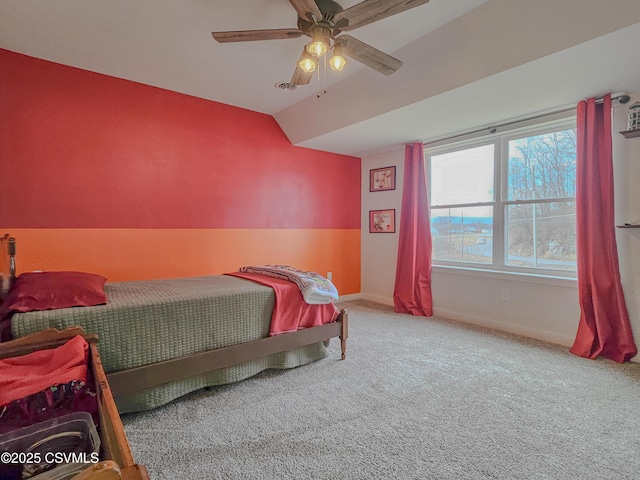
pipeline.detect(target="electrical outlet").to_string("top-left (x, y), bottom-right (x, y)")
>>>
top-left (327, 272), bottom-right (333, 281)
top-left (500, 288), bottom-right (510, 301)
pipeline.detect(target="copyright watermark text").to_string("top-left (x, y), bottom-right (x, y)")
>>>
top-left (1, 451), bottom-right (100, 465)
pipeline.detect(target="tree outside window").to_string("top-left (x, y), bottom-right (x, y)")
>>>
top-left (427, 119), bottom-right (577, 276)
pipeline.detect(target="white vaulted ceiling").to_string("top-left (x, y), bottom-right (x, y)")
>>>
top-left (2, 0), bottom-right (640, 156)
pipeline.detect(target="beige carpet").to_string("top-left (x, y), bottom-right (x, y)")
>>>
top-left (122, 300), bottom-right (640, 479)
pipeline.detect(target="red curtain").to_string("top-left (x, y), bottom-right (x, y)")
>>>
top-left (393, 143), bottom-right (433, 316)
top-left (570, 94), bottom-right (637, 363)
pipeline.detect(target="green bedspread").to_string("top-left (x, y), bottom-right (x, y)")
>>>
top-left (10, 275), bottom-right (329, 413)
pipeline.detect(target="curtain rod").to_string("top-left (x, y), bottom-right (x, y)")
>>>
top-left (422, 94), bottom-right (630, 148)
top-left (596, 93), bottom-right (630, 104)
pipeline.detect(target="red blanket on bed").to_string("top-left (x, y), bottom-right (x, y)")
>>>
top-left (226, 272), bottom-right (339, 335)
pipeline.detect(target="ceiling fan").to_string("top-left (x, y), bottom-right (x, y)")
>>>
top-left (212, 0), bottom-right (430, 87)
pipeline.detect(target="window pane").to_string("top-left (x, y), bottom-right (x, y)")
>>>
top-left (430, 145), bottom-right (494, 205)
top-left (507, 129), bottom-right (576, 201)
top-left (431, 206), bottom-right (493, 264)
top-left (506, 201), bottom-right (576, 271)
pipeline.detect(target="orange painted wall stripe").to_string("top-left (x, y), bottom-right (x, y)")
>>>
top-left (7, 229), bottom-right (361, 295)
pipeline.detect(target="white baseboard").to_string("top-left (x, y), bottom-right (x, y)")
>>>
top-left (433, 306), bottom-right (575, 348)
top-left (337, 292), bottom-right (638, 362)
top-left (360, 293), bottom-right (394, 306)
top-left (336, 293), bottom-right (362, 303)
top-left (356, 292), bottom-right (575, 347)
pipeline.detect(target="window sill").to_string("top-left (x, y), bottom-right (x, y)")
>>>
top-left (432, 264), bottom-right (578, 288)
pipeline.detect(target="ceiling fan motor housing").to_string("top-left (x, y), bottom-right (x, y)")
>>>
top-left (297, 0), bottom-right (344, 33)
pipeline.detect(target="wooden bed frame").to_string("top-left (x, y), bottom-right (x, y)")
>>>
top-left (107, 313), bottom-right (347, 396)
top-left (2, 235), bottom-right (348, 402)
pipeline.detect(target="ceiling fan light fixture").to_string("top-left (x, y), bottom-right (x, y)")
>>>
top-left (297, 50), bottom-right (317, 73)
top-left (329, 45), bottom-right (348, 71)
top-left (306, 26), bottom-right (331, 57)
top-left (299, 57), bottom-right (317, 73)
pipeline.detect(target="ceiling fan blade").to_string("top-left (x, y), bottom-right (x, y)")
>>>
top-left (334, 0), bottom-right (430, 31)
top-left (291, 47), bottom-right (315, 86)
top-left (339, 35), bottom-right (402, 76)
top-left (288, 0), bottom-right (323, 22)
top-left (291, 65), bottom-right (314, 86)
top-left (212, 29), bottom-right (303, 43)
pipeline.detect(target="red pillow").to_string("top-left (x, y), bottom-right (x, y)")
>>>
top-left (1, 271), bottom-right (108, 313)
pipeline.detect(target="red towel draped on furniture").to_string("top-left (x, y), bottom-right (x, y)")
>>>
top-left (0, 335), bottom-right (89, 406)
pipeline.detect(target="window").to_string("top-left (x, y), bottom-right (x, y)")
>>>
top-left (427, 118), bottom-right (577, 276)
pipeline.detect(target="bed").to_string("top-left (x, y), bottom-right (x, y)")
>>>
top-left (0, 236), bottom-right (348, 414)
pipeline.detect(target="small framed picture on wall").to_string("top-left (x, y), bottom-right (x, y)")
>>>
top-left (369, 166), bottom-right (396, 192)
top-left (369, 209), bottom-right (396, 233)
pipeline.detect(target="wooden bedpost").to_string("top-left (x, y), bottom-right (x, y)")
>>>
top-left (339, 308), bottom-right (348, 360)
top-left (8, 236), bottom-right (16, 283)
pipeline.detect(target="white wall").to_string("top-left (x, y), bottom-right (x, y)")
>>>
top-left (614, 93), bottom-right (640, 358)
top-left (361, 151), bottom-right (404, 305)
top-left (361, 93), bottom-right (640, 359)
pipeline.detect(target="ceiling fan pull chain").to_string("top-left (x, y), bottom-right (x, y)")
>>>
top-left (323, 54), bottom-right (327, 95)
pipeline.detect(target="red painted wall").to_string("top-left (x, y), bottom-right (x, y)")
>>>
top-left (0, 49), bottom-right (361, 293)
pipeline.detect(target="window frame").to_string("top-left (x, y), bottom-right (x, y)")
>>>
top-left (426, 116), bottom-right (577, 279)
